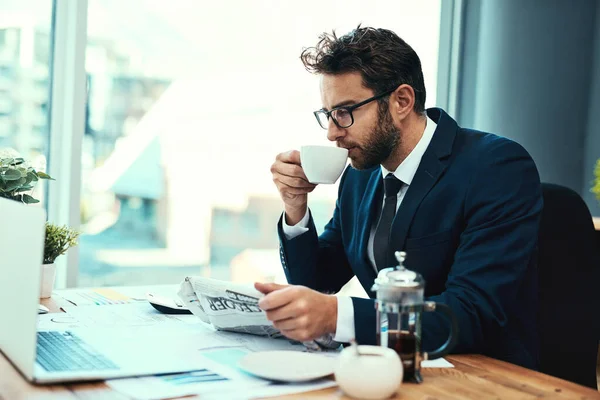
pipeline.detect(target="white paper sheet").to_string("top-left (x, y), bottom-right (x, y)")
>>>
top-left (54, 288), bottom-right (145, 306)
top-left (107, 347), bottom-right (337, 400)
top-left (37, 313), bottom-right (86, 330)
top-left (108, 374), bottom-right (336, 400)
top-left (116, 285), bottom-right (181, 301)
top-left (421, 357), bottom-right (454, 368)
top-left (107, 365), bottom-right (266, 400)
top-left (58, 302), bottom-right (309, 355)
top-left (202, 379), bottom-right (338, 400)
top-left (61, 302), bottom-right (201, 328)
top-left (201, 329), bottom-right (309, 353)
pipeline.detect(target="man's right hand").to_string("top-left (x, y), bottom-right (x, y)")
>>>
top-left (271, 150), bottom-right (317, 225)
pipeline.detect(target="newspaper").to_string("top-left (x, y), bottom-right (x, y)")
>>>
top-left (177, 277), bottom-right (340, 350)
top-left (178, 277), bottom-right (281, 337)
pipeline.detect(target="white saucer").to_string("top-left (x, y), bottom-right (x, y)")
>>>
top-left (237, 351), bottom-right (336, 382)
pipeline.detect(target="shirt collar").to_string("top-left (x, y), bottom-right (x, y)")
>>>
top-left (381, 116), bottom-right (437, 185)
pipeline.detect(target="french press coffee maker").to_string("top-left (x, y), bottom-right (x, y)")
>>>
top-left (372, 251), bottom-right (459, 383)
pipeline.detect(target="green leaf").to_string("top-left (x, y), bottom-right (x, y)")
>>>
top-left (14, 185), bottom-right (33, 193)
top-left (12, 158), bottom-right (24, 166)
top-left (5, 180), bottom-right (22, 191)
top-left (27, 171), bottom-right (38, 182)
top-left (36, 171), bottom-right (54, 180)
top-left (21, 194), bottom-right (39, 204)
top-left (2, 169), bottom-right (21, 181)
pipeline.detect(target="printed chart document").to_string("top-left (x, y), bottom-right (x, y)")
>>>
top-left (54, 285), bottom-right (181, 306)
top-left (57, 302), bottom-right (309, 353)
top-left (201, 380), bottom-right (338, 400)
top-left (109, 374), bottom-right (336, 400)
top-left (107, 348), bottom-right (337, 400)
top-left (54, 287), bottom-right (143, 306)
top-left (60, 302), bottom-right (199, 328)
top-left (108, 357), bottom-right (266, 400)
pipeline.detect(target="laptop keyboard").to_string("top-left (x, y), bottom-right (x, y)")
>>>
top-left (36, 331), bottom-right (119, 372)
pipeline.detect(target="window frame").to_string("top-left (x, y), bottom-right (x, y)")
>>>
top-left (48, 0), bottom-right (88, 288)
top-left (436, 0), bottom-right (464, 117)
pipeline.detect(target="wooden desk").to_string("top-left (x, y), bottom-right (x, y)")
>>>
top-left (1, 297), bottom-right (598, 399)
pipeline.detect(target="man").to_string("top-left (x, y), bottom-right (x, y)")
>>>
top-left (256, 26), bottom-right (543, 369)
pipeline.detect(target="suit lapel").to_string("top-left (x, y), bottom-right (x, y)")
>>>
top-left (389, 151), bottom-right (447, 253)
top-left (389, 108), bottom-right (458, 255)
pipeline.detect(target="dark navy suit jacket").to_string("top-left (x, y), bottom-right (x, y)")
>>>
top-left (277, 108), bottom-right (543, 369)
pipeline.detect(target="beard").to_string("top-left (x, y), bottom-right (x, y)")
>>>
top-left (346, 102), bottom-right (400, 170)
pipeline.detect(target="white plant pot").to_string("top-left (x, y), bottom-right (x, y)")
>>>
top-left (40, 263), bottom-right (56, 299)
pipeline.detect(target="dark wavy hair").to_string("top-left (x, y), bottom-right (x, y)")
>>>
top-left (300, 25), bottom-right (426, 114)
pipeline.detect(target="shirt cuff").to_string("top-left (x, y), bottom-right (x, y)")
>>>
top-left (281, 209), bottom-right (310, 240)
top-left (333, 296), bottom-right (356, 343)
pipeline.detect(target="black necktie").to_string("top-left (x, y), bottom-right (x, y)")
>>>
top-left (374, 174), bottom-right (404, 270)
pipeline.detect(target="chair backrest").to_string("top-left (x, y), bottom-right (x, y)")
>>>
top-left (538, 183), bottom-right (600, 389)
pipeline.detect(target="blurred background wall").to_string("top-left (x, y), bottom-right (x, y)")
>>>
top-left (453, 0), bottom-right (600, 216)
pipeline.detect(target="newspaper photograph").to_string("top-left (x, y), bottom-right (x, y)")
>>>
top-left (177, 277), bottom-right (340, 350)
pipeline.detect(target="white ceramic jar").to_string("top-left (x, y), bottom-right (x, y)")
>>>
top-left (334, 344), bottom-right (403, 399)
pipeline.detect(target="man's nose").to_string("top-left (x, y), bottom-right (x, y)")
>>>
top-left (326, 120), bottom-right (346, 142)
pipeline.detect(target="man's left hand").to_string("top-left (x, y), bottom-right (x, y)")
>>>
top-left (255, 282), bottom-right (337, 342)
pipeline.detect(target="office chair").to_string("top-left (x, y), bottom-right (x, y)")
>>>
top-left (537, 183), bottom-right (600, 389)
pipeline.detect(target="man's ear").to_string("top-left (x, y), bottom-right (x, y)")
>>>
top-left (389, 84), bottom-right (415, 121)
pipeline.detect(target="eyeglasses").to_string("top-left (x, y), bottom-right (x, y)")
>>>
top-left (313, 88), bottom-right (395, 130)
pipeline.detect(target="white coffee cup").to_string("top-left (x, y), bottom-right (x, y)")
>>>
top-left (300, 145), bottom-right (348, 184)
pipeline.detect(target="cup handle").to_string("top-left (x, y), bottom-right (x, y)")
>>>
top-left (422, 301), bottom-right (459, 360)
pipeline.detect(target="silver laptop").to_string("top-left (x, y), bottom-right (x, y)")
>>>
top-left (0, 197), bottom-right (203, 384)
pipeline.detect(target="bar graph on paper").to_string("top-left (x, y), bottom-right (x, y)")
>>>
top-left (106, 365), bottom-right (265, 399)
top-left (158, 369), bottom-right (229, 385)
top-left (58, 288), bottom-right (141, 306)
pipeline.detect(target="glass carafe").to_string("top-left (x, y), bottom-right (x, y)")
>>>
top-left (372, 251), bottom-right (459, 383)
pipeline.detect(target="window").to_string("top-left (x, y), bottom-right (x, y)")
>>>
top-left (78, 0), bottom-right (442, 287)
top-left (0, 0), bottom-right (53, 204)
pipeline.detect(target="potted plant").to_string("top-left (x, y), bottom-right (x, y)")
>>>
top-left (0, 148), bottom-right (53, 203)
top-left (41, 222), bottom-right (81, 298)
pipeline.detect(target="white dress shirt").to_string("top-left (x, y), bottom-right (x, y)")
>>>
top-left (282, 117), bottom-right (437, 342)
